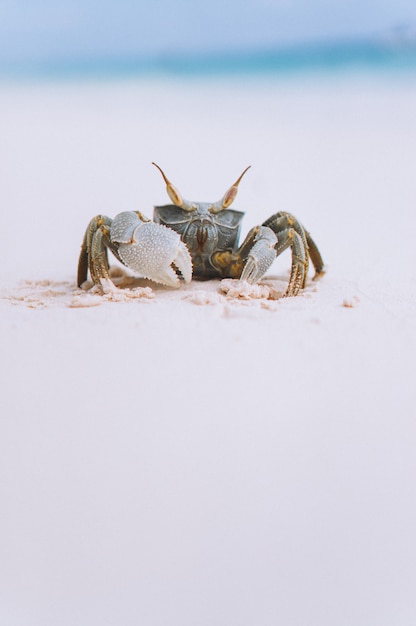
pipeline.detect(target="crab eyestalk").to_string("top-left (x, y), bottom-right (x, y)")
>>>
top-left (152, 162), bottom-right (195, 211)
top-left (209, 165), bottom-right (251, 214)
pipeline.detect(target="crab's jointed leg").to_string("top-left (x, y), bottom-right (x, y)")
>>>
top-left (262, 212), bottom-right (324, 295)
top-left (77, 215), bottom-right (119, 287)
top-left (211, 211), bottom-right (324, 296)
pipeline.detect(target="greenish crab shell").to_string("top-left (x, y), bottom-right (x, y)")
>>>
top-left (78, 164), bottom-right (324, 296)
top-left (153, 202), bottom-right (245, 278)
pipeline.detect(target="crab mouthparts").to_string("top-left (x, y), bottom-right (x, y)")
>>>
top-left (196, 226), bottom-right (209, 250)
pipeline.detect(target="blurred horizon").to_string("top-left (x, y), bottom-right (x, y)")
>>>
top-left (1, 36), bottom-right (416, 82)
top-left (1, 1), bottom-right (416, 80)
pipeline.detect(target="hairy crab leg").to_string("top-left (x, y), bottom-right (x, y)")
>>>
top-left (305, 230), bottom-right (325, 278)
top-left (212, 211), bottom-right (324, 296)
top-left (273, 228), bottom-right (308, 295)
top-left (77, 215), bottom-right (113, 287)
top-left (263, 212), bottom-right (325, 280)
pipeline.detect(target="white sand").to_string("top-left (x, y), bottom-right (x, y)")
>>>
top-left (1, 73), bottom-right (416, 625)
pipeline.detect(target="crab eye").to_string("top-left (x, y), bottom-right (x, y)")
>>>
top-left (221, 166), bottom-right (251, 208)
top-left (167, 185), bottom-right (183, 206)
top-left (152, 162), bottom-right (196, 212)
top-left (222, 187), bottom-right (237, 208)
top-left (210, 166), bottom-right (251, 214)
top-left (152, 162), bottom-right (183, 206)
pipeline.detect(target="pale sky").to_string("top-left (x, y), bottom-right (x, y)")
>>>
top-left (0, 0), bottom-right (415, 63)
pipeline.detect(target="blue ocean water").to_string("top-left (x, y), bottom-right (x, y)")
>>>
top-left (1, 38), bottom-right (416, 81)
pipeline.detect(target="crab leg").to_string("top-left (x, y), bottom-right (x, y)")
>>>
top-left (273, 227), bottom-right (308, 295)
top-left (211, 211), bottom-right (324, 296)
top-left (77, 215), bottom-right (115, 287)
top-left (263, 211), bottom-right (324, 278)
top-left (304, 229), bottom-right (325, 278)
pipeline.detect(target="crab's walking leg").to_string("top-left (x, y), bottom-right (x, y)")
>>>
top-left (304, 229), bottom-right (325, 278)
top-left (263, 211), bottom-right (324, 296)
top-left (77, 215), bottom-right (119, 287)
top-left (212, 211), bottom-right (324, 296)
top-left (77, 220), bottom-right (95, 286)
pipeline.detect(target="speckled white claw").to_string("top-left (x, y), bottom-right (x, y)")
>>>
top-left (241, 226), bottom-right (278, 284)
top-left (110, 211), bottom-right (148, 243)
top-left (117, 221), bottom-right (192, 288)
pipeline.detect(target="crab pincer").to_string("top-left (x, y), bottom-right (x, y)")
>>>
top-left (77, 211), bottom-right (192, 289)
top-left (78, 164), bottom-right (324, 296)
top-left (111, 212), bottom-right (192, 287)
top-left (240, 226), bottom-right (278, 284)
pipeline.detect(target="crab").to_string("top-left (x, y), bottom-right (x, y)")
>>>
top-left (77, 163), bottom-right (324, 296)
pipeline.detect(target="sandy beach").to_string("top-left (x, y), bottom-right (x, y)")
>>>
top-left (1, 72), bottom-right (416, 625)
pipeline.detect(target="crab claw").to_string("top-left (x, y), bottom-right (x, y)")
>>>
top-left (240, 226), bottom-right (278, 284)
top-left (112, 212), bottom-right (192, 287)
